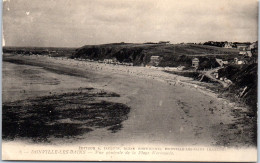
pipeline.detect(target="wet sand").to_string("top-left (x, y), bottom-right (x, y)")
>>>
top-left (2, 54), bottom-right (256, 147)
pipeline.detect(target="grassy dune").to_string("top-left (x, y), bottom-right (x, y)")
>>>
top-left (3, 43), bottom-right (240, 68)
top-left (72, 43), bottom-right (240, 67)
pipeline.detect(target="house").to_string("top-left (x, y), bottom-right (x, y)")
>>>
top-left (104, 59), bottom-right (112, 64)
top-left (223, 42), bottom-right (233, 48)
top-left (104, 58), bottom-right (117, 64)
top-left (158, 41), bottom-right (170, 45)
top-left (249, 41), bottom-right (258, 50)
top-left (213, 72), bottom-right (219, 79)
top-left (250, 41), bottom-right (258, 56)
top-left (234, 58), bottom-right (239, 64)
top-left (149, 56), bottom-right (161, 66)
top-left (237, 60), bottom-right (245, 64)
top-left (236, 43), bottom-right (253, 57)
top-left (223, 61), bottom-right (229, 64)
top-left (177, 66), bottom-right (185, 70)
top-left (216, 58), bottom-right (228, 67)
top-left (203, 41), bottom-right (225, 47)
top-left (192, 58), bottom-right (199, 69)
top-left (234, 58), bottom-right (245, 65)
top-left (239, 49), bottom-right (252, 57)
top-left (246, 51), bottom-right (253, 57)
top-left (237, 43), bottom-right (248, 51)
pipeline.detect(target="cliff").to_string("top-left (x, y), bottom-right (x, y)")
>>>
top-left (72, 43), bottom-right (239, 67)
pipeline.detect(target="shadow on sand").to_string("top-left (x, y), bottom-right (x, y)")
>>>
top-left (2, 88), bottom-right (130, 143)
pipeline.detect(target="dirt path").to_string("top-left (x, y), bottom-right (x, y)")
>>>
top-left (2, 54), bottom-right (256, 147)
top-left (202, 67), bottom-right (229, 88)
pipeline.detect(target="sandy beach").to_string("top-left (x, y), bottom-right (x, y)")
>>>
top-left (2, 54), bottom-right (256, 147)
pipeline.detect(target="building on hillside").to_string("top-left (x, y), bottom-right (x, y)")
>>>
top-left (246, 51), bottom-right (253, 57)
top-left (236, 43), bottom-right (249, 51)
top-left (249, 41), bottom-right (257, 49)
top-left (158, 41), bottom-right (170, 45)
top-left (104, 59), bottom-right (113, 64)
top-left (234, 58), bottom-right (246, 65)
top-left (239, 49), bottom-right (252, 57)
top-left (250, 41), bottom-right (258, 56)
top-left (149, 56), bottom-right (161, 66)
top-left (203, 41), bottom-right (225, 47)
top-left (236, 43), bottom-right (253, 57)
top-left (213, 72), bottom-right (219, 79)
top-left (216, 58), bottom-right (228, 67)
top-left (223, 42), bottom-right (233, 48)
top-left (192, 58), bottom-right (199, 69)
top-left (237, 60), bottom-right (245, 64)
top-left (249, 42), bottom-right (257, 49)
top-left (234, 58), bottom-right (239, 64)
top-left (104, 58), bottom-right (117, 64)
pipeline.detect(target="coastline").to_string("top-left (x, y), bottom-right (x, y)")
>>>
top-left (2, 53), bottom-right (257, 148)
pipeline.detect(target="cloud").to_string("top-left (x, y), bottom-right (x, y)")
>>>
top-left (3, 0), bottom-right (258, 47)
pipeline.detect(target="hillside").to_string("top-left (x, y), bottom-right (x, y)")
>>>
top-left (218, 63), bottom-right (257, 111)
top-left (3, 43), bottom-right (241, 69)
top-left (72, 43), bottom-right (239, 67)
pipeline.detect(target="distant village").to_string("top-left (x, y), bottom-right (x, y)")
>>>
top-left (147, 40), bottom-right (258, 87)
top-left (203, 41), bottom-right (258, 56)
top-left (91, 41), bottom-right (258, 69)
top-left (148, 40), bottom-right (258, 66)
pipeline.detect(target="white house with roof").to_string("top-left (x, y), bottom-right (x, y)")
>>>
top-left (223, 42), bottom-right (233, 48)
top-left (236, 43), bottom-right (252, 57)
top-left (149, 55), bottom-right (161, 66)
top-left (216, 58), bottom-right (228, 67)
top-left (192, 58), bottom-right (199, 69)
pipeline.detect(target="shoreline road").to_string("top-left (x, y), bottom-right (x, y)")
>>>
top-left (2, 54), bottom-right (256, 147)
top-left (201, 67), bottom-right (229, 88)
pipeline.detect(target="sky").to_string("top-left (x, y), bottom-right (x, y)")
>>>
top-left (2, 0), bottom-right (258, 47)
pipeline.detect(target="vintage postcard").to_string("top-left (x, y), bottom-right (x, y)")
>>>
top-left (1, 0), bottom-right (258, 161)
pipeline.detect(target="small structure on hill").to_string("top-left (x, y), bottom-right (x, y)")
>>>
top-left (237, 60), bottom-right (246, 64)
top-left (149, 56), bottom-right (161, 66)
top-left (104, 58), bottom-right (117, 64)
top-left (236, 43), bottom-right (249, 51)
top-left (192, 58), bottom-right (199, 69)
top-left (234, 58), bottom-right (245, 65)
top-left (236, 43), bottom-right (252, 57)
top-left (158, 41), bottom-right (170, 45)
top-left (250, 41), bottom-right (258, 49)
top-left (250, 41), bottom-right (258, 56)
top-left (216, 58), bottom-right (228, 67)
top-left (223, 42), bottom-right (233, 48)
top-left (213, 72), bottom-right (219, 79)
top-left (104, 59), bottom-right (113, 64)
top-left (234, 58), bottom-right (239, 64)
